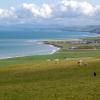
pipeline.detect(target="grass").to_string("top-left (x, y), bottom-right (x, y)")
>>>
top-left (0, 56), bottom-right (100, 100)
top-left (0, 49), bottom-right (100, 67)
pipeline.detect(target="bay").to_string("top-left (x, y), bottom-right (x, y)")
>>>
top-left (0, 29), bottom-right (97, 59)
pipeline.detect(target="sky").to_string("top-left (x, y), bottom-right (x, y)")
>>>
top-left (0, 0), bottom-right (58, 8)
top-left (0, 0), bottom-right (100, 25)
top-left (0, 0), bottom-right (99, 8)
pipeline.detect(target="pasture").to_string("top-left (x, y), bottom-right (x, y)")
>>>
top-left (0, 56), bottom-right (100, 100)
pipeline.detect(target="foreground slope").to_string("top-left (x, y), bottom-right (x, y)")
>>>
top-left (0, 57), bottom-right (100, 100)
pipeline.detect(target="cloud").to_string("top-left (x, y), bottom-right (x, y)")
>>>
top-left (0, 7), bottom-right (16, 18)
top-left (21, 3), bottom-right (52, 18)
top-left (0, 0), bottom-right (100, 24)
top-left (17, 0), bottom-right (100, 19)
top-left (53, 0), bottom-right (97, 17)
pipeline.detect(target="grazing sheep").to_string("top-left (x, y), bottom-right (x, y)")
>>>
top-left (47, 59), bottom-right (51, 62)
top-left (55, 59), bottom-right (59, 62)
top-left (94, 72), bottom-right (96, 76)
top-left (77, 60), bottom-right (83, 66)
top-left (54, 59), bottom-right (60, 64)
top-left (77, 59), bottom-right (87, 67)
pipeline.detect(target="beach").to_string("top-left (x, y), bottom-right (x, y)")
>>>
top-left (0, 39), bottom-right (60, 59)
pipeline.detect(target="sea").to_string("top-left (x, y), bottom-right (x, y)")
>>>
top-left (0, 29), bottom-right (97, 59)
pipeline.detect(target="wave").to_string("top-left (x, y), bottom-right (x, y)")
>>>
top-left (0, 41), bottom-right (60, 60)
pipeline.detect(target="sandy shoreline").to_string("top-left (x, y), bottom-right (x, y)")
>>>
top-left (0, 41), bottom-right (60, 60)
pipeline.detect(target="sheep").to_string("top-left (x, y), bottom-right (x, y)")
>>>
top-left (77, 59), bottom-right (87, 67)
top-left (54, 59), bottom-right (59, 62)
top-left (54, 59), bottom-right (60, 64)
top-left (77, 59), bottom-right (83, 66)
top-left (94, 72), bottom-right (96, 76)
top-left (47, 59), bottom-right (51, 62)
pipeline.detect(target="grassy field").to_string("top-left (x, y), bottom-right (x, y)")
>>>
top-left (0, 53), bottom-right (100, 100)
top-left (0, 58), bottom-right (100, 100)
top-left (0, 49), bottom-right (100, 67)
top-left (0, 38), bottom-right (100, 100)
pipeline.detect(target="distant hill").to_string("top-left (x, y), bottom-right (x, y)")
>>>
top-left (0, 24), bottom-right (100, 34)
top-left (62, 25), bottom-right (100, 34)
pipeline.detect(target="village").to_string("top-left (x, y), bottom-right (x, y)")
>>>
top-left (44, 37), bottom-right (100, 50)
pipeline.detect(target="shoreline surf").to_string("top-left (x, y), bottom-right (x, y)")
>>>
top-left (0, 41), bottom-right (60, 60)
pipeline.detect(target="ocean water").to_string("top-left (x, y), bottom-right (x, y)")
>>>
top-left (0, 29), bottom-right (97, 39)
top-left (0, 39), bottom-right (59, 59)
top-left (0, 29), bottom-right (97, 59)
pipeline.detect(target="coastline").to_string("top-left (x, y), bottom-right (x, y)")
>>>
top-left (0, 41), bottom-right (60, 60)
top-left (0, 35), bottom-right (100, 60)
